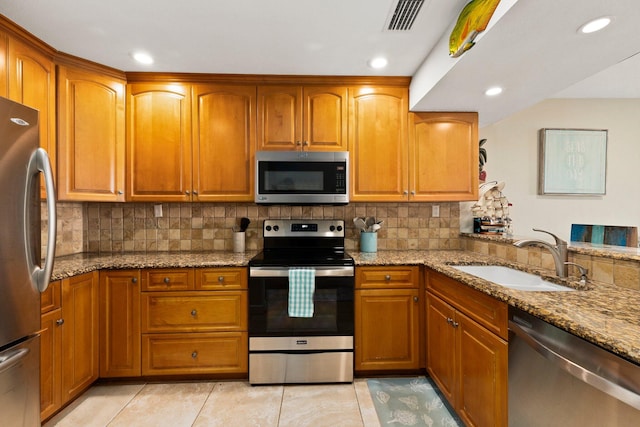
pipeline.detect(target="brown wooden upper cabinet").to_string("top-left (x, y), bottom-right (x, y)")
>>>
top-left (257, 85), bottom-right (348, 151)
top-left (126, 82), bottom-right (192, 202)
top-left (409, 112), bottom-right (479, 201)
top-left (7, 36), bottom-right (57, 197)
top-left (57, 64), bottom-right (126, 201)
top-left (192, 84), bottom-right (256, 201)
top-left (126, 82), bottom-right (256, 202)
top-left (349, 86), bottom-right (409, 201)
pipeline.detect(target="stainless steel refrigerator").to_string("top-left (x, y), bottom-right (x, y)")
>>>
top-left (0, 96), bottom-right (56, 426)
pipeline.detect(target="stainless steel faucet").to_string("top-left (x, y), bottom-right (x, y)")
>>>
top-left (513, 228), bottom-right (568, 277)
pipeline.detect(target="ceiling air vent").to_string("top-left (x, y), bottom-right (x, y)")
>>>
top-left (386, 0), bottom-right (425, 31)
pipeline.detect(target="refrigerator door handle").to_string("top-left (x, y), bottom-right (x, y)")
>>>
top-left (25, 148), bottom-right (57, 293)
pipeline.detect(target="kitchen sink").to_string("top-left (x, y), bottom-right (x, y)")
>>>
top-left (452, 265), bottom-right (575, 291)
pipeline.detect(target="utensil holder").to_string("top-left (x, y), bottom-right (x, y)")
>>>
top-left (360, 232), bottom-right (377, 253)
top-left (233, 231), bottom-right (245, 253)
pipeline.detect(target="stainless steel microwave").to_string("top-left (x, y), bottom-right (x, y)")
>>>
top-left (255, 151), bottom-right (349, 205)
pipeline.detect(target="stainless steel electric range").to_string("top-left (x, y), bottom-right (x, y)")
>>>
top-left (248, 219), bottom-right (354, 384)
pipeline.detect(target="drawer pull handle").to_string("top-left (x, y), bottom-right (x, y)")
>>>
top-left (163, 277), bottom-right (170, 284)
top-left (56, 318), bottom-right (64, 326)
top-left (218, 276), bottom-right (225, 283)
top-left (385, 275), bottom-right (391, 281)
top-left (192, 351), bottom-right (198, 359)
top-left (191, 309), bottom-right (197, 317)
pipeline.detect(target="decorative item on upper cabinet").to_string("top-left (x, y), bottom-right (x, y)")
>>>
top-left (479, 138), bottom-right (487, 183)
top-left (449, 0), bottom-right (502, 58)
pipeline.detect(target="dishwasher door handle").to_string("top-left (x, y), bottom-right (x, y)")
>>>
top-left (509, 319), bottom-right (640, 410)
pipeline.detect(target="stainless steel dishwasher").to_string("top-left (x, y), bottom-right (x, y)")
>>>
top-left (509, 307), bottom-right (640, 426)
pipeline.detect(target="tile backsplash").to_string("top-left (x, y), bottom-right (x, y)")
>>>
top-left (51, 201), bottom-right (461, 256)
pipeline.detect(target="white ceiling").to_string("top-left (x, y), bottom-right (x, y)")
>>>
top-left (1, 0), bottom-right (639, 126)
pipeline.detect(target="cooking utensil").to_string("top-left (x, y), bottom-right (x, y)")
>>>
top-left (365, 217), bottom-right (376, 232)
top-left (371, 223), bottom-right (381, 232)
top-left (353, 217), bottom-right (366, 232)
top-left (240, 217), bottom-right (251, 232)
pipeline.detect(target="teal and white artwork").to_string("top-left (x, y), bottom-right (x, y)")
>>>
top-left (538, 128), bottom-right (607, 195)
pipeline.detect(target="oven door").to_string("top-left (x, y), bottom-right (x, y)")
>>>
top-left (248, 266), bottom-right (354, 337)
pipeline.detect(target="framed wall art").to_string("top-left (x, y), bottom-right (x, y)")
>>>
top-left (538, 128), bottom-right (607, 195)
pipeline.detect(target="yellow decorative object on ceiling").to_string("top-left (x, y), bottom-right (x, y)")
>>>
top-left (449, 0), bottom-right (501, 58)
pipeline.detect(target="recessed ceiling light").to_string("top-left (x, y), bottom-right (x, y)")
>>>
top-left (579, 16), bottom-right (612, 34)
top-left (485, 87), bottom-right (503, 96)
top-left (132, 51), bottom-right (154, 65)
top-left (368, 57), bottom-right (388, 69)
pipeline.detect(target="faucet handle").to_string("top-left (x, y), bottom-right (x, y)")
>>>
top-left (532, 228), bottom-right (567, 246)
top-left (565, 262), bottom-right (588, 284)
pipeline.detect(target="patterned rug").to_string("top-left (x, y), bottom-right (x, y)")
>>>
top-left (367, 377), bottom-right (462, 426)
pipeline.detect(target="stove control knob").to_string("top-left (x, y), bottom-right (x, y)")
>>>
top-left (273, 225), bottom-right (279, 231)
top-left (266, 225), bottom-right (272, 231)
top-left (337, 225), bottom-right (343, 231)
top-left (329, 225), bottom-right (335, 231)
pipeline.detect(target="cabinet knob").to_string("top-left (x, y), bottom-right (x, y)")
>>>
top-left (411, 190), bottom-right (416, 195)
top-left (218, 276), bottom-right (225, 283)
top-left (163, 277), bottom-right (170, 284)
top-left (185, 190), bottom-right (190, 195)
top-left (303, 141), bottom-right (309, 146)
top-left (385, 275), bottom-right (391, 281)
top-left (193, 190), bottom-right (198, 195)
top-left (56, 318), bottom-right (64, 326)
top-left (403, 190), bottom-right (408, 195)
top-left (446, 317), bottom-right (453, 325)
top-left (131, 277), bottom-right (138, 284)
top-left (117, 190), bottom-right (123, 195)
top-left (191, 351), bottom-right (198, 359)
top-left (413, 296), bottom-right (419, 302)
top-left (296, 141), bottom-right (302, 146)
top-left (191, 309), bottom-right (197, 317)
top-left (452, 321), bottom-right (459, 328)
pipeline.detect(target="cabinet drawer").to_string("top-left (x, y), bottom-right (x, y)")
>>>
top-left (141, 268), bottom-right (194, 291)
top-left (426, 270), bottom-right (508, 339)
top-left (141, 291), bottom-right (247, 333)
top-left (141, 332), bottom-right (248, 375)
top-left (41, 280), bottom-right (62, 313)
top-left (195, 267), bottom-right (247, 290)
top-left (356, 266), bottom-right (419, 289)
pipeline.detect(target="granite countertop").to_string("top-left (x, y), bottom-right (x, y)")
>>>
top-left (52, 249), bottom-right (640, 365)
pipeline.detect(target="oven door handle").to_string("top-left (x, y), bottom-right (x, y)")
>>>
top-left (249, 266), bottom-right (354, 277)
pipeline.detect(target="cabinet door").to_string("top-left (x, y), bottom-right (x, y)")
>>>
top-left (410, 112), bottom-right (478, 201)
top-left (99, 270), bottom-right (141, 377)
top-left (257, 85), bottom-right (302, 150)
top-left (0, 32), bottom-right (7, 97)
top-left (58, 65), bottom-right (126, 201)
top-left (303, 86), bottom-right (348, 151)
top-left (126, 83), bottom-right (192, 201)
top-left (61, 272), bottom-right (98, 404)
top-left (7, 37), bottom-right (56, 195)
top-left (355, 288), bottom-right (419, 371)
top-left (457, 311), bottom-right (508, 427)
top-left (349, 86), bottom-right (408, 201)
top-left (192, 84), bottom-right (256, 201)
top-left (40, 308), bottom-right (62, 421)
top-left (425, 292), bottom-right (457, 405)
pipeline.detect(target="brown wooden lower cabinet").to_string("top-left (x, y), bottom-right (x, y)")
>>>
top-left (426, 269), bottom-right (508, 427)
top-left (355, 266), bottom-right (421, 372)
top-left (99, 270), bottom-right (141, 377)
top-left (40, 272), bottom-right (99, 422)
top-left (141, 332), bottom-right (248, 375)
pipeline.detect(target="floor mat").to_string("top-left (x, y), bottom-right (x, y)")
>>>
top-left (367, 377), bottom-right (462, 426)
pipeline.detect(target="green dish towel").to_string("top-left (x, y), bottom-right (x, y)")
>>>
top-left (288, 268), bottom-right (315, 317)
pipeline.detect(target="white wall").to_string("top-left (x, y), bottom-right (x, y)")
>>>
top-left (478, 98), bottom-right (640, 243)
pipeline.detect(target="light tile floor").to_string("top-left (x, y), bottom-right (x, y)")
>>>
top-left (44, 380), bottom-right (381, 427)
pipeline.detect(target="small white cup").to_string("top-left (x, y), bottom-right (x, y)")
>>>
top-left (233, 231), bottom-right (245, 253)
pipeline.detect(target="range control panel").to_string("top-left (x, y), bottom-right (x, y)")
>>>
top-left (262, 219), bottom-right (345, 238)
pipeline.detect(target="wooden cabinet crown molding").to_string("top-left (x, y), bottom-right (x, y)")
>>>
top-left (0, 15), bottom-right (56, 57)
top-left (125, 72), bottom-right (411, 87)
top-left (55, 52), bottom-right (126, 81)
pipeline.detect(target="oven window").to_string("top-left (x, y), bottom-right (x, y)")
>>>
top-left (249, 277), bottom-right (354, 337)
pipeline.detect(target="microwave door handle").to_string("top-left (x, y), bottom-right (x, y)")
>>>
top-left (24, 148), bottom-right (57, 293)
